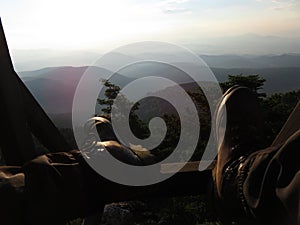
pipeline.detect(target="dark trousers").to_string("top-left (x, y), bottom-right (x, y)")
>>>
top-left (217, 129), bottom-right (300, 225)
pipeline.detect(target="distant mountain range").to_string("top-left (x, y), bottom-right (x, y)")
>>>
top-left (18, 54), bottom-right (300, 128)
top-left (96, 52), bottom-right (300, 69)
top-left (21, 66), bottom-right (87, 115)
top-left (201, 54), bottom-right (300, 69)
top-left (189, 33), bottom-right (300, 55)
top-left (211, 67), bottom-right (300, 93)
top-left (11, 33), bottom-right (300, 71)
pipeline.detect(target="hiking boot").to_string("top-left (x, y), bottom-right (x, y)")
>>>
top-left (214, 86), bottom-right (262, 198)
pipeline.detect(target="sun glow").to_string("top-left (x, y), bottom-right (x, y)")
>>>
top-left (1, 0), bottom-right (299, 53)
top-left (2, 0), bottom-right (172, 50)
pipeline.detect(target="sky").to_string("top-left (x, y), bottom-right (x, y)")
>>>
top-left (0, 0), bottom-right (299, 54)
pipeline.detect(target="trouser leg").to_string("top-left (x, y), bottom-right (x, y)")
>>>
top-left (0, 19), bottom-right (70, 166)
top-left (215, 129), bottom-right (300, 225)
top-left (245, 129), bottom-right (300, 225)
top-left (0, 20), bottom-right (36, 165)
top-left (240, 129), bottom-right (300, 225)
top-left (273, 129), bottom-right (300, 225)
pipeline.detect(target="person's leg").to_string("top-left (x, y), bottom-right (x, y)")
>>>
top-left (274, 129), bottom-right (300, 225)
top-left (212, 86), bottom-right (264, 224)
top-left (0, 19), bottom-right (71, 166)
top-left (0, 18), bottom-right (36, 165)
top-left (213, 85), bottom-right (300, 225)
top-left (214, 86), bottom-right (263, 198)
top-left (243, 129), bottom-right (300, 225)
top-left (0, 166), bottom-right (24, 225)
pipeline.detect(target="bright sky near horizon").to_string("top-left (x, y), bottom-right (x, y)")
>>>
top-left (0, 0), bottom-right (299, 52)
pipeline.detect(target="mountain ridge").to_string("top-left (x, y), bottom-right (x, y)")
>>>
top-left (19, 65), bottom-right (300, 128)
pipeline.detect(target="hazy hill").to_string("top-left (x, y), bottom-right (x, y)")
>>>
top-left (13, 47), bottom-right (300, 71)
top-left (21, 67), bottom-right (88, 114)
top-left (20, 66), bottom-right (131, 115)
top-left (190, 33), bottom-right (300, 55)
top-left (19, 64), bottom-right (300, 128)
top-left (13, 50), bottom-right (100, 72)
top-left (211, 67), bottom-right (300, 93)
top-left (201, 54), bottom-right (300, 69)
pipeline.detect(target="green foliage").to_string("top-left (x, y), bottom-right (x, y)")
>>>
top-left (143, 88), bottom-right (212, 162)
top-left (153, 196), bottom-right (219, 225)
top-left (188, 90), bottom-right (211, 160)
top-left (261, 90), bottom-right (300, 145)
top-left (96, 79), bottom-right (213, 162)
top-left (99, 197), bottom-right (220, 225)
top-left (221, 74), bottom-right (266, 97)
top-left (67, 218), bottom-right (83, 225)
top-left (221, 74), bottom-right (300, 146)
top-left (97, 79), bottom-right (121, 114)
top-left (97, 79), bottom-right (150, 140)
